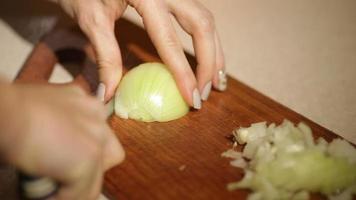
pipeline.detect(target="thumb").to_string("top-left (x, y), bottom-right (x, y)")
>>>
top-left (82, 21), bottom-right (123, 101)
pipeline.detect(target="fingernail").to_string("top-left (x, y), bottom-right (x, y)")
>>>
top-left (201, 81), bottom-right (212, 101)
top-left (96, 83), bottom-right (106, 102)
top-left (218, 70), bottom-right (227, 91)
top-left (193, 88), bottom-right (201, 109)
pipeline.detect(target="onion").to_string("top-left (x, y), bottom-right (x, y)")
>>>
top-left (221, 149), bottom-right (243, 159)
top-left (327, 138), bottom-right (356, 164)
top-left (223, 120), bottom-right (356, 200)
top-left (114, 62), bottom-right (189, 122)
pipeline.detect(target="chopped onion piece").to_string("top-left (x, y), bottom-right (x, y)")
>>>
top-left (327, 138), bottom-right (356, 164)
top-left (233, 122), bottom-right (267, 144)
top-left (298, 122), bottom-right (314, 147)
top-left (315, 137), bottom-right (328, 153)
top-left (242, 138), bottom-right (263, 159)
top-left (221, 149), bottom-right (243, 159)
top-left (328, 185), bottom-right (356, 200)
top-left (233, 128), bottom-right (249, 144)
top-left (227, 170), bottom-right (254, 191)
top-left (230, 158), bottom-right (247, 169)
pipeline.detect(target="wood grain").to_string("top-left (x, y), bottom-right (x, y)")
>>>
top-left (15, 19), bottom-right (353, 200)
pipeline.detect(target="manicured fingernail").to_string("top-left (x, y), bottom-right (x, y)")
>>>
top-left (218, 70), bottom-right (227, 91)
top-left (96, 83), bottom-right (106, 102)
top-left (193, 88), bottom-right (201, 109)
top-left (201, 81), bottom-right (212, 101)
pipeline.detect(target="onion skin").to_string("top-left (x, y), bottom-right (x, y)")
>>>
top-left (114, 62), bottom-right (189, 122)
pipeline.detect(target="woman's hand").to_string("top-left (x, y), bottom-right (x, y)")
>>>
top-left (0, 83), bottom-right (124, 200)
top-left (56, 0), bottom-right (226, 108)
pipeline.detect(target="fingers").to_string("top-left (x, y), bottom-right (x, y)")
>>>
top-left (85, 101), bottom-right (124, 171)
top-left (81, 108), bottom-right (125, 171)
top-left (83, 122), bottom-right (124, 171)
top-left (55, 142), bottom-right (102, 200)
top-left (53, 118), bottom-right (116, 200)
top-left (66, 83), bottom-right (124, 171)
top-left (95, 83), bottom-right (125, 169)
top-left (131, 0), bottom-right (200, 109)
top-left (91, 30), bottom-right (123, 102)
top-left (76, 3), bottom-right (123, 101)
top-left (102, 128), bottom-right (125, 171)
top-left (73, 93), bottom-right (125, 171)
top-left (167, 0), bottom-right (216, 101)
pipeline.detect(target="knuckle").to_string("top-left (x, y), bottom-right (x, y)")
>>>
top-left (131, 0), bottom-right (157, 14)
top-left (161, 33), bottom-right (180, 49)
top-left (129, 0), bottom-right (144, 9)
top-left (195, 10), bottom-right (215, 33)
top-left (97, 59), bottom-right (117, 69)
top-left (77, 12), bottom-right (111, 35)
top-left (165, 39), bottom-right (180, 49)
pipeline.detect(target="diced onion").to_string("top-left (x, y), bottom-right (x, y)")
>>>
top-left (223, 120), bottom-right (356, 200)
top-left (327, 138), bottom-right (356, 164)
top-left (230, 158), bottom-right (247, 168)
top-left (221, 149), bottom-right (243, 159)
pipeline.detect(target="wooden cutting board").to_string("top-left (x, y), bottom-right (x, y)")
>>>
top-left (15, 19), bottom-right (349, 200)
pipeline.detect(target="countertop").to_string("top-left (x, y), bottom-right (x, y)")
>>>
top-left (0, 0), bottom-right (355, 145)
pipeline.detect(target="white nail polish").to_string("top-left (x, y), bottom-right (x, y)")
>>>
top-left (218, 70), bottom-right (227, 91)
top-left (193, 88), bottom-right (201, 109)
top-left (201, 81), bottom-right (212, 101)
top-left (96, 83), bottom-right (106, 102)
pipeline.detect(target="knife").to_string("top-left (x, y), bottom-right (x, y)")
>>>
top-left (18, 83), bottom-right (111, 200)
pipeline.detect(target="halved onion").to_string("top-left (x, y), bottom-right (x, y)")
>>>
top-left (114, 62), bottom-right (189, 122)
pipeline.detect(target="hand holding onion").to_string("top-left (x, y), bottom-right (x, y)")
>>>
top-left (55, 0), bottom-right (226, 108)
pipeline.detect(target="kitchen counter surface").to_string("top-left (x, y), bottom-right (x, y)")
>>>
top-left (0, 0), bottom-right (355, 144)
